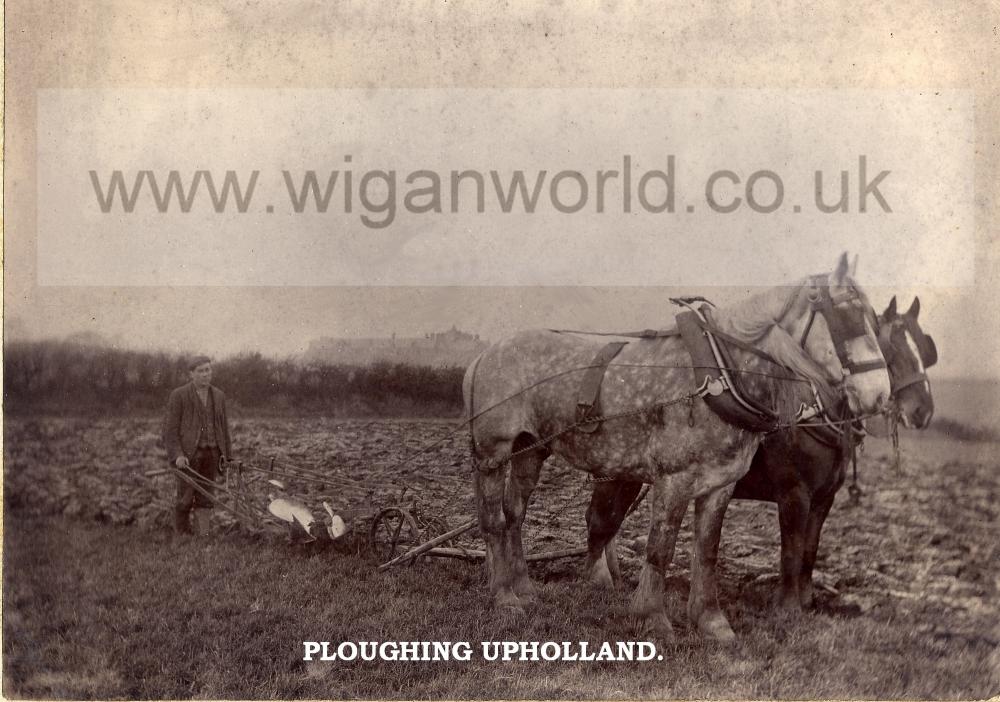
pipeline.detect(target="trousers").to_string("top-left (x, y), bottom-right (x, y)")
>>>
top-left (174, 446), bottom-right (221, 533)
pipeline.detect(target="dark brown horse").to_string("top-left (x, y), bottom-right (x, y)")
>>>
top-left (586, 296), bottom-right (935, 621)
top-left (465, 254), bottom-right (890, 641)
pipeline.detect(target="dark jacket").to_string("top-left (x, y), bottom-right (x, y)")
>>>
top-left (163, 382), bottom-right (233, 462)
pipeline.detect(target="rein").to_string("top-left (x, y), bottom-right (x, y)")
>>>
top-left (552, 301), bottom-right (810, 382)
top-left (547, 327), bottom-right (682, 339)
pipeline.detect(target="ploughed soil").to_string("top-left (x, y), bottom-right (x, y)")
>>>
top-left (3, 416), bottom-right (998, 698)
top-left (6, 416), bottom-right (997, 632)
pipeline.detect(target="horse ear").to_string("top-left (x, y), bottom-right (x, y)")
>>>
top-left (834, 252), bottom-right (850, 284)
top-left (906, 296), bottom-right (921, 318)
top-left (850, 253), bottom-right (859, 277)
top-left (883, 295), bottom-right (898, 319)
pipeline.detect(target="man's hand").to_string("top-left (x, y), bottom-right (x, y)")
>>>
top-left (175, 456), bottom-right (190, 470)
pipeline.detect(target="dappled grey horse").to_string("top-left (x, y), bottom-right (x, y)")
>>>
top-left (464, 253), bottom-right (890, 641)
top-left (587, 295), bottom-right (937, 626)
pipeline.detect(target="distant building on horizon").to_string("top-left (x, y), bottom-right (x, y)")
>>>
top-left (303, 326), bottom-right (488, 367)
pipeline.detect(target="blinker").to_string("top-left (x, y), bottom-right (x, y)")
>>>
top-left (896, 316), bottom-right (937, 368)
top-left (802, 279), bottom-right (885, 376)
top-left (902, 316), bottom-right (937, 368)
top-left (917, 333), bottom-right (937, 368)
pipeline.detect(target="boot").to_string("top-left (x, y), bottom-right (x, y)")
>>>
top-left (193, 508), bottom-right (212, 536)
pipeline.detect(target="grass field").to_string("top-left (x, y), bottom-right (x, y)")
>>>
top-left (3, 416), bottom-right (999, 699)
top-left (4, 514), bottom-right (996, 700)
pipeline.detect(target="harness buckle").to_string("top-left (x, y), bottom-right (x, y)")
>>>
top-left (694, 374), bottom-right (728, 398)
top-left (796, 403), bottom-right (820, 421)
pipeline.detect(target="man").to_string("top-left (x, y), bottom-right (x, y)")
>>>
top-left (163, 355), bottom-right (233, 535)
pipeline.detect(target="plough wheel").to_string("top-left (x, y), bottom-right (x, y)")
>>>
top-left (369, 507), bottom-right (420, 564)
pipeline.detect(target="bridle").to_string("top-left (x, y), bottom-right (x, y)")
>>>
top-left (878, 315), bottom-right (937, 394)
top-left (798, 275), bottom-right (887, 379)
top-left (794, 277), bottom-right (887, 506)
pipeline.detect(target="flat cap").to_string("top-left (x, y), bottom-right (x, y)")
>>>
top-left (187, 355), bottom-right (212, 370)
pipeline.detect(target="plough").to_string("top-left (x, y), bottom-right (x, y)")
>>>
top-left (149, 448), bottom-right (598, 569)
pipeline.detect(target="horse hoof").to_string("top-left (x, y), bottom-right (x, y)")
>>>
top-left (774, 597), bottom-right (804, 619)
top-left (514, 590), bottom-right (538, 606)
top-left (584, 556), bottom-right (615, 589)
top-left (496, 591), bottom-right (527, 614)
top-left (697, 612), bottom-right (737, 645)
top-left (499, 604), bottom-right (526, 619)
top-left (587, 568), bottom-right (615, 590)
top-left (513, 579), bottom-right (538, 603)
top-left (798, 588), bottom-right (815, 610)
top-left (772, 588), bottom-right (804, 616)
top-left (639, 612), bottom-right (675, 642)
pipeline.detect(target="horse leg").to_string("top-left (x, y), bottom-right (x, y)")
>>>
top-left (774, 483), bottom-right (810, 614)
top-left (584, 480), bottom-right (643, 588)
top-left (504, 438), bottom-right (545, 602)
top-left (473, 441), bottom-right (521, 611)
top-left (799, 487), bottom-right (837, 608)
top-left (688, 483), bottom-right (738, 644)
top-left (630, 473), bottom-right (692, 639)
top-left (605, 535), bottom-right (623, 586)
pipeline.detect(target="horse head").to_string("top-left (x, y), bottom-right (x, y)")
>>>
top-left (781, 253), bottom-right (891, 415)
top-left (879, 296), bottom-right (935, 428)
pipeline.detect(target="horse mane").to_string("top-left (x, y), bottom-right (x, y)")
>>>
top-left (710, 279), bottom-right (840, 422)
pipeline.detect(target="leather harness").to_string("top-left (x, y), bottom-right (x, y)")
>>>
top-left (799, 275), bottom-right (886, 376)
top-left (559, 283), bottom-right (885, 437)
top-left (575, 341), bottom-right (629, 433)
top-left (879, 316), bottom-right (937, 394)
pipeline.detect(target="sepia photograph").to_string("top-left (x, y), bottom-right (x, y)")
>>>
top-left (3, 1), bottom-right (999, 699)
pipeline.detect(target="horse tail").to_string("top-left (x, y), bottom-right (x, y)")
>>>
top-left (463, 352), bottom-right (485, 454)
